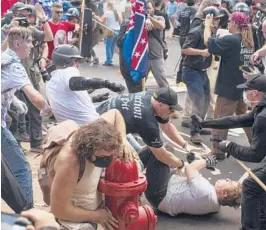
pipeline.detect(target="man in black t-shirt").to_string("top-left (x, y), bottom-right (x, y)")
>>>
top-left (181, 6), bottom-right (222, 145)
top-left (204, 12), bottom-right (253, 159)
top-left (97, 87), bottom-right (205, 170)
top-left (176, 0), bottom-right (196, 83)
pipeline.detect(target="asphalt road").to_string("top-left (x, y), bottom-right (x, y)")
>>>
top-left (46, 38), bottom-right (255, 230)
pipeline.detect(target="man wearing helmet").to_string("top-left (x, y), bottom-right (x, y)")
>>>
top-left (181, 6), bottom-right (222, 144)
top-left (46, 44), bottom-right (125, 126)
top-left (66, 8), bottom-right (80, 45)
top-left (204, 12), bottom-right (253, 159)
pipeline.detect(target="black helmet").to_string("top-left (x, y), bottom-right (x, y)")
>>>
top-left (203, 6), bottom-right (224, 19)
top-left (233, 2), bottom-right (250, 15)
top-left (66, 7), bottom-right (80, 18)
top-left (52, 45), bottom-right (84, 67)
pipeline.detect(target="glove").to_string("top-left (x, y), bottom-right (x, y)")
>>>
top-left (106, 81), bottom-right (125, 93)
top-left (12, 96), bottom-right (28, 114)
top-left (92, 93), bottom-right (109, 103)
top-left (218, 140), bottom-right (231, 158)
top-left (191, 114), bottom-right (203, 131)
top-left (205, 156), bottom-right (217, 168)
top-left (186, 152), bottom-right (196, 164)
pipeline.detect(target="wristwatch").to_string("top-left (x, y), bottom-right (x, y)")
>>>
top-left (41, 18), bottom-right (48, 24)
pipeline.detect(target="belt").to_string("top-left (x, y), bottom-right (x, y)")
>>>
top-left (184, 66), bottom-right (207, 72)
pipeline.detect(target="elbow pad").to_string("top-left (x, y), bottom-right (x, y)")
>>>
top-left (69, 77), bottom-right (106, 91)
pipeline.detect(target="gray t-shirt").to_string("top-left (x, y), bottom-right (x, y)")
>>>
top-left (148, 15), bottom-right (165, 60)
top-left (158, 172), bottom-right (220, 216)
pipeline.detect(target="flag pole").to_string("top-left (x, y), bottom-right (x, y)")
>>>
top-left (236, 160), bottom-right (266, 192)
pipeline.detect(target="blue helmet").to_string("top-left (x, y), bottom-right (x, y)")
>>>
top-left (65, 7), bottom-right (80, 18)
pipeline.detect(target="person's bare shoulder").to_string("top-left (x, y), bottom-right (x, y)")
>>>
top-left (54, 143), bottom-right (79, 172)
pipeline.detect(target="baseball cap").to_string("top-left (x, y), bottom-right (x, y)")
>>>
top-left (237, 74), bottom-right (266, 92)
top-left (11, 2), bottom-right (26, 13)
top-left (153, 87), bottom-right (183, 111)
top-left (203, 6), bottom-right (224, 19)
top-left (17, 4), bottom-right (33, 11)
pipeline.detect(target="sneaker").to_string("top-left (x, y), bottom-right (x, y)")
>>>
top-left (181, 120), bottom-right (191, 128)
top-left (200, 129), bottom-right (211, 135)
top-left (190, 133), bottom-right (203, 144)
top-left (93, 57), bottom-right (99, 65)
top-left (102, 63), bottom-right (113, 66)
top-left (30, 147), bottom-right (43, 154)
top-left (20, 133), bottom-right (30, 142)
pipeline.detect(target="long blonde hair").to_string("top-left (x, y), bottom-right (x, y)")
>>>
top-left (241, 24), bottom-right (255, 51)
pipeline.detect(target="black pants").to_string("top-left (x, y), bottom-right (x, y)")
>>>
top-left (1, 155), bottom-right (29, 213)
top-left (19, 91), bottom-right (43, 148)
top-left (139, 147), bottom-right (171, 208)
top-left (241, 161), bottom-right (266, 230)
top-left (176, 36), bottom-right (186, 83)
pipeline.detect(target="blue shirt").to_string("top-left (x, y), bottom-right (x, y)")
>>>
top-left (167, 2), bottom-right (178, 16)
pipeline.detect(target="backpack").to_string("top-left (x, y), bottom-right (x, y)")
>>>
top-left (38, 120), bottom-right (85, 205)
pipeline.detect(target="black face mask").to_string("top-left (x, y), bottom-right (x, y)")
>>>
top-left (92, 156), bottom-right (113, 168)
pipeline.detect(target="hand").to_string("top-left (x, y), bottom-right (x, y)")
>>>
top-left (96, 208), bottom-right (119, 230)
top-left (184, 143), bottom-right (207, 154)
top-left (145, 18), bottom-right (154, 31)
top-left (250, 51), bottom-right (261, 65)
top-left (218, 140), bottom-right (231, 157)
top-left (9, 18), bottom-right (19, 30)
top-left (108, 82), bottom-right (126, 93)
top-left (205, 14), bottom-right (213, 28)
top-left (40, 102), bottom-right (52, 117)
top-left (21, 208), bottom-right (59, 230)
top-left (35, 3), bottom-right (46, 21)
top-left (74, 23), bottom-right (80, 32)
top-left (38, 58), bottom-right (47, 70)
top-left (205, 155), bottom-right (217, 168)
top-left (120, 138), bottom-right (140, 162)
top-left (201, 49), bottom-right (211, 58)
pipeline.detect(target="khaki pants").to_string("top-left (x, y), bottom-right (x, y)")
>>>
top-left (212, 96), bottom-right (252, 151)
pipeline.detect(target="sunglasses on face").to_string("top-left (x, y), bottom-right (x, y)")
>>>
top-left (213, 4), bottom-right (220, 7)
top-left (169, 105), bottom-right (175, 113)
top-left (55, 11), bottom-right (63, 14)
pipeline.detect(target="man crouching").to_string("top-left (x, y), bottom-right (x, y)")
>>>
top-left (47, 110), bottom-right (136, 230)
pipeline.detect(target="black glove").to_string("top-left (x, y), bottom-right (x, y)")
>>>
top-left (191, 114), bottom-right (203, 132)
top-left (210, 136), bottom-right (223, 143)
top-left (218, 140), bottom-right (231, 158)
top-left (105, 81), bottom-right (125, 93)
top-left (186, 152), bottom-right (196, 164)
top-left (91, 93), bottom-right (109, 103)
top-left (205, 156), bottom-right (217, 169)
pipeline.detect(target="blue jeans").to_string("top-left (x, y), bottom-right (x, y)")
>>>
top-left (182, 67), bottom-right (210, 136)
top-left (1, 127), bottom-right (33, 207)
top-left (241, 162), bottom-right (266, 230)
top-left (105, 32), bottom-right (119, 64)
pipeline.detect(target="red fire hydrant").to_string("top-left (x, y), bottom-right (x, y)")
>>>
top-left (98, 158), bottom-right (157, 230)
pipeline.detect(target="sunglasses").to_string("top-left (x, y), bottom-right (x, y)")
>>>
top-left (169, 105), bottom-right (175, 113)
top-left (55, 11), bottom-right (63, 14)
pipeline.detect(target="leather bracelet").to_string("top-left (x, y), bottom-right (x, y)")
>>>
top-left (178, 160), bottom-right (185, 169)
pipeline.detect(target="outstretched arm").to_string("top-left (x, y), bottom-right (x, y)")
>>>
top-left (69, 76), bottom-right (125, 93)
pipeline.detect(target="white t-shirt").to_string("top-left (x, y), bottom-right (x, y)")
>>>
top-left (104, 10), bottom-right (120, 31)
top-left (158, 172), bottom-right (220, 216)
top-left (1, 49), bottom-right (31, 127)
top-left (46, 67), bottom-right (99, 126)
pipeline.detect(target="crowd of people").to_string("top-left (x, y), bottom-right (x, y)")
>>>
top-left (1, 0), bottom-right (266, 230)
